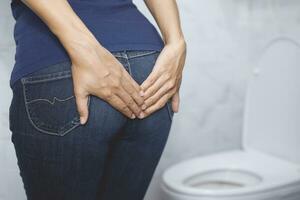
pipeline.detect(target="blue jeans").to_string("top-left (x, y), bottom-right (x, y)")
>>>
top-left (9, 50), bottom-right (174, 200)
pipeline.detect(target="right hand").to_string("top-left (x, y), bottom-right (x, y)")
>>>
top-left (67, 36), bottom-right (144, 124)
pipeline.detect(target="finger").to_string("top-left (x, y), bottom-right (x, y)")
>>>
top-left (116, 86), bottom-right (142, 116)
top-left (122, 69), bottom-right (140, 91)
top-left (121, 71), bottom-right (144, 106)
top-left (131, 80), bottom-right (145, 103)
top-left (105, 94), bottom-right (135, 119)
top-left (143, 75), bottom-right (168, 100)
top-left (171, 91), bottom-right (180, 113)
top-left (140, 69), bottom-right (160, 92)
top-left (143, 81), bottom-right (175, 109)
top-left (140, 93), bottom-right (171, 118)
top-left (125, 72), bottom-right (141, 93)
top-left (74, 91), bottom-right (89, 125)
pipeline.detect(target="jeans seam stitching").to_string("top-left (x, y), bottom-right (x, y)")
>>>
top-left (127, 59), bottom-right (133, 76)
top-left (111, 51), bottom-right (127, 59)
top-left (112, 54), bottom-right (127, 59)
top-left (123, 53), bottom-right (133, 76)
top-left (26, 95), bottom-right (75, 105)
top-left (127, 50), bottom-right (159, 59)
top-left (21, 71), bottom-right (72, 84)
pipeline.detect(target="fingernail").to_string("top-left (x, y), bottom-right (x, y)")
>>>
top-left (140, 91), bottom-right (144, 97)
top-left (139, 112), bottom-right (145, 119)
top-left (131, 114), bottom-right (136, 119)
top-left (142, 104), bottom-right (147, 110)
top-left (80, 117), bottom-right (85, 124)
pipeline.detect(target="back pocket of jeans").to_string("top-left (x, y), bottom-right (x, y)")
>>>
top-left (21, 70), bottom-right (89, 136)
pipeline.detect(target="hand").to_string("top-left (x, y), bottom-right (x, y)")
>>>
top-left (20, 0), bottom-right (145, 124)
top-left (68, 36), bottom-right (144, 124)
top-left (140, 39), bottom-right (186, 118)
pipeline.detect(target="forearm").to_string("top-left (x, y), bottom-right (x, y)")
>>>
top-left (144, 0), bottom-right (185, 45)
top-left (20, 0), bottom-right (99, 58)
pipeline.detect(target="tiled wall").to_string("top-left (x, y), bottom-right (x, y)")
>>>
top-left (0, 0), bottom-right (299, 200)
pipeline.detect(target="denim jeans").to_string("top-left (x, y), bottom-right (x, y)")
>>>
top-left (9, 50), bottom-right (174, 200)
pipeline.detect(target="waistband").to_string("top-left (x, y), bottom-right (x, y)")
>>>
top-left (111, 50), bottom-right (160, 59)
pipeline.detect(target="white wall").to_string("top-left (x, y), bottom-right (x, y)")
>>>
top-left (1, 0), bottom-right (300, 200)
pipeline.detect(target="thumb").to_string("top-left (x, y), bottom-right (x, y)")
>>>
top-left (75, 92), bottom-right (89, 125)
top-left (171, 91), bottom-right (180, 113)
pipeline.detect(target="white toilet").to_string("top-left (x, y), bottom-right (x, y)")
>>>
top-left (161, 38), bottom-right (300, 200)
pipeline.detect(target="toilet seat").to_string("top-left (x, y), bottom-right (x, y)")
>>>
top-left (183, 168), bottom-right (262, 190)
top-left (162, 149), bottom-right (300, 197)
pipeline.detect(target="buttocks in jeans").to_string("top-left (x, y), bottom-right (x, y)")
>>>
top-left (9, 50), bottom-right (174, 200)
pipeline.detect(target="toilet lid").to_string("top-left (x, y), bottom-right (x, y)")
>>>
top-left (243, 38), bottom-right (300, 164)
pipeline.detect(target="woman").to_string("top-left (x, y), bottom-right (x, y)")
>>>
top-left (9, 0), bottom-right (186, 199)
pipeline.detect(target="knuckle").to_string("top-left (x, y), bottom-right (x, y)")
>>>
top-left (77, 109), bottom-right (83, 114)
top-left (128, 89), bottom-right (135, 96)
top-left (112, 79), bottom-right (121, 89)
top-left (104, 90), bottom-right (113, 100)
top-left (149, 78), bottom-right (155, 84)
top-left (164, 73), bottom-right (172, 80)
top-left (78, 108), bottom-right (86, 116)
top-left (103, 70), bottom-right (111, 78)
top-left (150, 87), bottom-right (157, 94)
top-left (170, 79), bottom-right (176, 87)
top-left (167, 82), bottom-right (174, 90)
top-left (99, 81), bottom-right (108, 89)
top-left (148, 97), bottom-right (154, 104)
top-left (158, 103), bottom-right (164, 108)
top-left (127, 99), bottom-right (135, 106)
top-left (115, 79), bottom-right (122, 87)
top-left (143, 109), bottom-right (150, 115)
top-left (122, 105), bottom-right (129, 112)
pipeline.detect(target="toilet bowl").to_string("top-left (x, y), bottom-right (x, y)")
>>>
top-left (162, 150), bottom-right (300, 200)
top-left (162, 38), bottom-right (300, 200)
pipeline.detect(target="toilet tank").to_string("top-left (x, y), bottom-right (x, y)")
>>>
top-left (243, 38), bottom-right (300, 165)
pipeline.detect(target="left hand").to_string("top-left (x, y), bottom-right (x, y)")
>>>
top-left (139, 39), bottom-right (186, 118)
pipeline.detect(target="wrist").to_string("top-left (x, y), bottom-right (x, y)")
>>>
top-left (55, 25), bottom-right (101, 59)
top-left (163, 30), bottom-right (185, 44)
top-left (165, 37), bottom-right (186, 51)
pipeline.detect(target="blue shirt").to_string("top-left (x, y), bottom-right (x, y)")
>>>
top-left (10, 0), bottom-right (164, 88)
